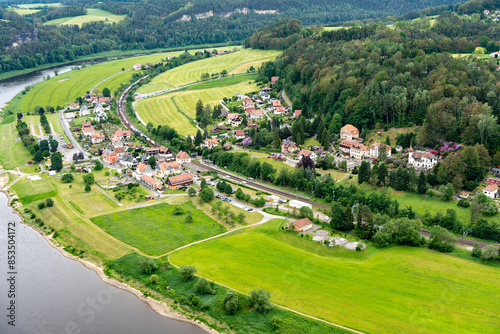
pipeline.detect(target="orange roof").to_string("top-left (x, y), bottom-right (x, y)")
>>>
top-left (484, 184), bottom-right (499, 192)
top-left (91, 132), bottom-right (104, 139)
top-left (293, 218), bottom-right (313, 229)
top-left (341, 124), bottom-right (359, 135)
top-left (294, 110), bottom-right (302, 117)
top-left (176, 151), bottom-right (190, 159)
top-left (141, 174), bottom-right (160, 186)
top-left (137, 162), bottom-right (148, 173)
top-left (298, 149), bottom-right (313, 157)
top-left (370, 142), bottom-right (391, 151)
top-left (115, 130), bottom-right (131, 137)
top-left (272, 100), bottom-right (281, 107)
top-left (235, 130), bottom-right (245, 136)
top-left (205, 138), bottom-right (218, 144)
top-left (167, 173), bottom-right (193, 186)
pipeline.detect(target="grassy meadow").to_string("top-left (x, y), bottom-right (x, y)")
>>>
top-left (91, 201), bottom-right (226, 256)
top-left (44, 8), bottom-right (126, 26)
top-left (170, 219), bottom-right (500, 334)
top-left (9, 9), bottom-right (41, 15)
top-left (0, 122), bottom-right (32, 169)
top-left (137, 48), bottom-right (281, 93)
top-left (136, 77), bottom-right (259, 135)
top-left (16, 3), bottom-right (63, 8)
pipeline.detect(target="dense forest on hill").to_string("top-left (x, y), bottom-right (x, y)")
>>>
top-left (255, 12), bottom-right (500, 153)
top-left (0, 0), bottom-right (468, 75)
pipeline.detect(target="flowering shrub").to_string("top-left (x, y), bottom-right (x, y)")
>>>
top-left (241, 137), bottom-right (252, 146)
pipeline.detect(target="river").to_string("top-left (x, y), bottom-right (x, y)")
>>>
top-left (0, 66), bottom-right (207, 334)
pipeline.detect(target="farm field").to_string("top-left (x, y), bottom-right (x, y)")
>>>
top-left (91, 201), bottom-right (226, 256)
top-left (12, 177), bottom-right (57, 204)
top-left (44, 9), bottom-right (126, 26)
top-left (0, 122), bottom-right (32, 170)
top-left (9, 9), bottom-right (41, 15)
top-left (137, 48), bottom-right (281, 94)
top-left (17, 51), bottom-right (190, 113)
top-left (170, 219), bottom-right (500, 334)
top-left (136, 78), bottom-right (259, 135)
top-left (16, 3), bottom-right (63, 8)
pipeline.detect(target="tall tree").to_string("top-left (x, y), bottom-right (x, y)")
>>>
top-left (417, 170), bottom-right (428, 194)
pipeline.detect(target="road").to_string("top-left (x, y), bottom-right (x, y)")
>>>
top-left (420, 230), bottom-right (499, 248)
top-left (90, 69), bottom-right (131, 94)
top-left (58, 111), bottom-right (89, 159)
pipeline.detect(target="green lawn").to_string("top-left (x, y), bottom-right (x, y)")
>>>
top-left (20, 164), bottom-right (41, 174)
top-left (170, 219), bottom-right (500, 334)
top-left (44, 9), bottom-right (126, 26)
top-left (0, 122), bottom-right (32, 169)
top-left (9, 9), bottom-right (41, 15)
top-left (136, 79), bottom-right (259, 135)
top-left (304, 137), bottom-right (321, 147)
top-left (91, 201), bottom-right (227, 255)
top-left (137, 48), bottom-right (281, 93)
top-left (12, 177), bottom-right (57, 204)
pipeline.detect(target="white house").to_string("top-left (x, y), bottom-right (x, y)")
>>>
top-left (298, 149), bottom-right (317, 161)
top-left (340, 124), bottom-right (359, 140)
top-left (176, 151), bottom-right (191, 164)
top-left (120, 154), bottom-right (138, 168)
top-left (155, 161), bottom-right (182, 178)
top-left (133, 162), bottom-right (154, 180)
top-left (133, 63), bottom-right (142, 70)
top-left (80, 105), bottom-right (90, 116)
top-left (483, 184), bottom-right (498, 199)
top-left (370, 142), bottom-right (392, 159)
top-left (408, 150), bottom-right (438, 170)
top-left (201, 138), bottom-right (219, 149)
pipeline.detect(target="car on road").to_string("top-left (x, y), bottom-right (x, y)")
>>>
top-left (247, 208), bottom-right (253, 212)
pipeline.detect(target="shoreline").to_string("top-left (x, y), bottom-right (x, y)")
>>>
top-left (0, 188), bottom-right (221, 334)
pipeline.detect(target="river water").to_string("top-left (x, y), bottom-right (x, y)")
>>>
top-left (0, 67), bottom-right (207, 334)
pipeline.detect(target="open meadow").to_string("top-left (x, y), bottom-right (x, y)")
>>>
top-left (170, 219), bottom-right (500, 334)
top-left (91, 201), bottom-right (226, 256)
top-left (44, 8), bottom-right (126, 26)
top-left (15, 3), bottom-right (63, 8)
top-left (9, 9), bottom-right (41, 15)
top-left (0, 122), bottom-right (32, 169)
top-left (137, 48), bottom-right (281, 94)
top-left (136, 76), bottom-right (259, 135)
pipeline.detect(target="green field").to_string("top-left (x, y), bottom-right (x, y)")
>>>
top-left (0, 122), bottom-right (32, 169)
top-left (44, 9), bottom-right (126, 26)
top-left (16, 3), bottom-right (63, 8)
top-left (137, 48), bottom-right (281, 94)
top-left (136, 78), bottom-right (259, 135)
top-left (17, 51), bottom-right (191, 112)
top-left (171, 219), bottom-right (500, 334)
top-left (9, 9), bottom-right (41, 15)
top-left (91, 201), bottom-right (226, 256)
top-left (12, 177), bottom-right (57, 204)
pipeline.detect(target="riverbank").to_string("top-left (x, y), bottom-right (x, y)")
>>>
top-left (0, 188), bottom-right (219, 334)
top-left (0, 42), bottom-right (240, 82)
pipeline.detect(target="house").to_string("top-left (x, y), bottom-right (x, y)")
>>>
top-left (69, 103), bottom-right (80, 110)
top-left (350, 143), bottom-right (370, 160)
top-left (292, 218), bottom-right (313, 232)
top-left (339, 140), bottom-right (357, 157)
top-left (243, 98), bottom-right (254, 107)
top-left (119, 154), bottom-right (138, 168)
top-left (114, 147), bottom-right (126, 157)
top-left (133, 162), bottom-right (154, 180)
top-left (408, 150), bottom-right (438, 170)
top-left (271, 100), bottom-right (282, 108)
top-left (145, 147), bottom-right (160, 156)
top-left (81, 121), bottom-right (95, 136)
top-left (486, 177), bottom-right (500, 185)
top-left (158, 146), bottom-right (175, 161)
top-left (91, 132), bottom-right (105, 144)
top-left (217, 50), bottom-right (225, 56)
top-left (99, 97), bottom-right (110, 105)
top-left (94, 103), bottom-right (104, 114)
top-left (271, 76), bottom-right (279, 84)
top-left (261, 86), bottom-right (272, 93)
top-left (156, 161), bottom-right (182, 178)
top-left (226, 113), bottom-right (242, 127)
top-left (234, 130), bottom-right (245, 139)
top-left (89, 96), bottom-right (99, 105)
top-left (201, 138), bottom-right (219, 149)
top-left (483, 184), bottom-right (498, 199)
top-left (176, 151), bottom-right (191, 164)
top-left (490, 51), bottom-right (500, 58)
top-left (139, 174), bottom-right (162, 190)
top-left (370, 142), bottom-right (392, 159)
top-left (298, 149), bottom-right (317, 161)
top-left (340, 124), bottom-right (360, 140)
top-left (133, 63), bottom-right (142, 70)
top-left (111, 135), bottom-right (124, 148)
top-left (223, 143), bottom-right (232, 150)
top-left (293, 110), bottom-right (302, 118)
top-left (274, 106), bottom-right (286, 115)
top-left (247, 122), bottom-right (258, 128)
top-left (115, 130), bottom-right (131, 140)
top-left (246, 108), bottom-right (263, 120)
top-left (80, 105), bottom-right (90, 116)
top-left (281, 139), bottom-right (297, 153)
top-left (166, 173), bottom-right (194, 189)
top-left (491, 168), bottom-right (500, 176)
top-left (102, 149), bottom-right (118, 164)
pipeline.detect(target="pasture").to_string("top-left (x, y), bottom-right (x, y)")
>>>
top-left (9, 9), bottom-right (41, 15)
top-left (16, 3), bottom-right (63, 8)
top-left (0, 122), bottom-right (32, 170)
top-left (44, 9), bottom-right (126, 26)
top-left (137, 48), bottom-right (281, 93)
top-left (12, 177), bottom-right (57, 204)
top-left (170, 219), bottom-right (500, 334)
top-left (136, 78), bottom-right (259, 135)
top-left (18, 51), bottom-right (189, 112)
top-left (91, 201), bottom-right (226, 256)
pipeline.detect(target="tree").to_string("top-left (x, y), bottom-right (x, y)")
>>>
top-left (102, 87), bottom-right (111, 97)
top-left (330, 202), bottom-right (345, 229)
top-left (439, 183), bottom-right (455, 201)
top-left (140, 258), bottom-right (158, 274)
top-left (272, 130), bottom-right (281, 149)
top-left (51, 154), bottom-right (63, 171)
top-left (148, 156), bottom-right (156, 169)
top-left (184, 214), bottom-right (193, 224)
top-left (200, 178), bottom-right (208, 188)
top-left (173, 206), bottom-right (185, 215)
top-left (223, 290), bottom-right (239, 314)
top-left (237, 213), bottom-right (245, 224)
top-left (377, 163), bottom-right (388, 187)
top-left (194, 129), bottom-right (203, 146)
top-left (358, 161), bottom-right (371, 184)
top-left (194, 278), bottom-right (214, 294)
top-left (428, 226), bottom-right (455, 252)
top-left (296, 155), bottom-right (315, 170)
top-left (299, 206), bottom-right (313, 219)
top-left (34, 150), bottom-right (43, 163)
top-left (188, 187), bottom-right (196, 197)
top-left (417, 171), bottom-right (428, 194)
top-left (40, 140), bottom-right (49, 153)
top-left (195, 99), bottom-right (204, 119)
top-left (45, 198), bottom-right (54, 207)
top-left (249, 288), bottom-right (272, 313)
top-left (83, 173), bottom-right (95, 185)
top-left (199, 188), bottom-right (214, 202)
top-left (471, 244), bottom-right (482, 258)
top-left (179, 265), bottom-right (197, 281)
top-left (235, 188), bottom-right (245, 200)
top-left (61, 173), bottom-right (74, 183)
top-left (481, 245), bottom-right (498, 260)
top-left (224, 183), bottom-right (233, 195)
top-left (84, 184), bottom-right (91, 192)
top-left (94, 159), bottom-right (103, 171)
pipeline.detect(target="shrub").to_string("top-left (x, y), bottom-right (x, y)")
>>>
top-left (150, 274), bottom-right (159, 284)
top-left (61, 173), bottom-right (74, 183)
top-left (173, 207), bottom-right (185, 215)
top-left (481, 245), bottom-right (499, 260)
top-left (188, 187), bottom-right (196, 197)
top-left (38, 202), bottom-right (46, 209)
top-left (271, 317), bottom-right (283, 331)
top-left (140, 258), bottom-right (158, 274)
top-left (179, 265), bottom-right (197, 281)
top-left (355, 244), bottom-right (362, 251)
top-left (249, 288), bottom-right (272, 313)
top-left (457, 199), bottom-right (470, 208)
top-left (194, 277), bottom-right (214, 294)
top-left (189, 295), bottom-right (200, 307)
top-left (223, 290), bottom-right (239, 314)
top-left (471, 244), bottom-right (482, 258)
top-left (184, 214), bottom-right (193, 224)
top-left (45, 198), bottom-right (54, 207)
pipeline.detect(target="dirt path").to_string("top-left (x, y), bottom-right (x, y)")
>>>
top-left (30, 118), bottom-right (37, 136)
top-left (38, 124), bottom-right (44, 136)
top-left (95, 185), bottom-right (123, 207)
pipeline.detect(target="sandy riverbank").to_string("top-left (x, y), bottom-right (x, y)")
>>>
top-left (0, 188), bottom-right (221, 334)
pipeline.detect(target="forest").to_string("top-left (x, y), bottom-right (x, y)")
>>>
top-left (0, 0), bottom-right (469, 76)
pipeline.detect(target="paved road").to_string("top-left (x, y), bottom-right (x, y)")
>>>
top-left (90, 69), bottom-right (130, 94)
top-left (58, 111), bottom-right (89, 160)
